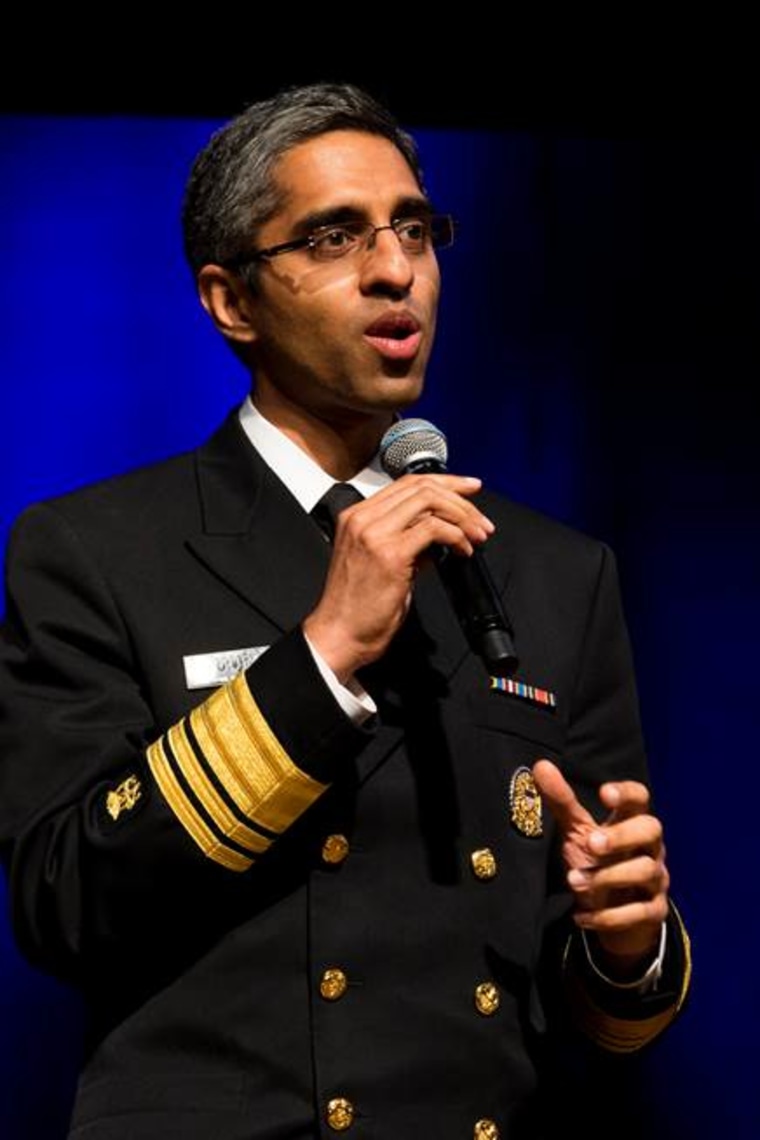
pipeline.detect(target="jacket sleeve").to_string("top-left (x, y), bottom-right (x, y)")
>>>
top-left (0, 502), bottom-right (369, 983)
top-left (542, 541), bottom-right (692, 1050)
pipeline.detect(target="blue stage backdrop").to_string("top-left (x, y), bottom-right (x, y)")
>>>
top-left (1, 112), bottom-right (758, 1137)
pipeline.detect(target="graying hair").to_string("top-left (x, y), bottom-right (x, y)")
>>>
top-left (181, 82), bottom-right (424, 278)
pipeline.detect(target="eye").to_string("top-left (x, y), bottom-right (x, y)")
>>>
top-left (394, 218), bottom-right (429, 251)
top-left (311, 224), bottom-right (363, 259)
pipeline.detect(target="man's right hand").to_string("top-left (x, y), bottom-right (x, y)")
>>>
top-left (302, 473), bottom-right (494, 683)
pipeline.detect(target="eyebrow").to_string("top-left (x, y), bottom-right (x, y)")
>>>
top-left (292, 196), bottom-right (434, 237)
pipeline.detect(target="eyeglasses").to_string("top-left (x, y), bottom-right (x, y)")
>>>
top-left (226, 213), bottom-right (456, 268)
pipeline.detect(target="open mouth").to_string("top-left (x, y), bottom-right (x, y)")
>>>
top-left (364, 313), bottom-right (422, 360)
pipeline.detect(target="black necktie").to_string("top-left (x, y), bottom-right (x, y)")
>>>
top-left (311, 482), bottom-right (364, 542)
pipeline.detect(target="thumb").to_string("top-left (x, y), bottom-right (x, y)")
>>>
top-left (532, 758), bottom-right (595, 834)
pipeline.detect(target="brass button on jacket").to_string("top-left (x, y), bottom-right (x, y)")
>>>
top-left (474, 1119), bottom-right (500, 1139)
top-left (321, 833), bottom-right (350, 865)
top-left (470, 847), bottom-right (497, 880)
top-left (319, 967), bottom-right (348, 1001)
top-left (474, 981), bottom-right (501, 1016)
top-left (326, 1096), bottom-right (354, 1131)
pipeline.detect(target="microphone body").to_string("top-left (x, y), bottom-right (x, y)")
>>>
top-left (380, 419), bottom-right (518, 677)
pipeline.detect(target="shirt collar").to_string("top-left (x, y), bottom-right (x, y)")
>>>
top-left (238, 395), bottom-right (391, 514)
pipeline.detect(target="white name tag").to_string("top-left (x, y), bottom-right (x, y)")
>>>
top-left (183, 646), bottom-right (269, 690)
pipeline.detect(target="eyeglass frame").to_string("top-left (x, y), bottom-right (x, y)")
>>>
top-left (223, 212), bottom-right (456, 269)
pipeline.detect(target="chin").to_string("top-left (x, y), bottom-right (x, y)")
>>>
top-left (386, 391), bottom-right (422, 414)
top-left (373, 371), bottom-right (426, 406)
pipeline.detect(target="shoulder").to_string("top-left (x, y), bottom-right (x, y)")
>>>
top-left (479, 487), bottom-right (610, 570)
top-left (474, 488), bottom-right (626, 638)
top-left (10, 448), bottom-right (197, 548)
top-left (6, 410), bottom-right (243, 552)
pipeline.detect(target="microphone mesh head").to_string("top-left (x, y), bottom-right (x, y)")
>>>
top-left (379, 418), bottom-right (448, 477)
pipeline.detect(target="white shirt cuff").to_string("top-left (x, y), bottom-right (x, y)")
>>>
top-left (304, 635), bottom-right (377, 725)
top-left (581, 920), bottom-right (667, 994)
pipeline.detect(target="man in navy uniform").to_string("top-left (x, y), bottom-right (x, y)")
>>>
top-left (0, 82), bottom-right (690, 1138)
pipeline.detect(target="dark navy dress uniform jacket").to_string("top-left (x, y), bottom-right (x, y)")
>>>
top-left (0, 410), bottom-right (690, 1139)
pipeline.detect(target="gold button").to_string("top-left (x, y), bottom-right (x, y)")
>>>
top-left (474, 1119), bottom-right (500, 1140)
top-left (320, 968), bottom-right (348, 1001)
top-left (470, 847), bottom-right (497, 880)
top-left (322, 834), bottom-right (350, 865)
top-left (326, 1096), bottom-right (354, 1131)
top-left (474, 981), bottom-right (501, 1016)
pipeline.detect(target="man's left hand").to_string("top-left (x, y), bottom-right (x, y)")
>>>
top-left (532, 758), bottom-right (670, 977)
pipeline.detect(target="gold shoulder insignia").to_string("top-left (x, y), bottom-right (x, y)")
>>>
top-left (106, 775), bottom-right (143, 821)
top-left (509, 766), bottom-right (542, 837)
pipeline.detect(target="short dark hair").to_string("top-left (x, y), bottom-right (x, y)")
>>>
top-left (181, 82), bottom-right (424, 277)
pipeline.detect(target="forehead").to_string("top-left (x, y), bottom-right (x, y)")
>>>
top-left (270, 129), bottom-right (423, 218)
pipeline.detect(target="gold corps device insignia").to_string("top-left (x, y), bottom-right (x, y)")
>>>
top-left (106, 775), bottom-right (143, 821)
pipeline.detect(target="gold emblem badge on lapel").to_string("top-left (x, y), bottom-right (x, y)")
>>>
top-left (106, 775), bottom-right (142, 821)
top-left (509, 766), bottom-right (543, 837)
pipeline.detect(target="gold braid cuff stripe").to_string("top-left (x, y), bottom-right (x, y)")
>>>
top-left (562, 903), bottom-right (693, 1054)
top-left (190, 672), bottom-right (327, 835)
top-left (168, 720), bottom-right (271, 855)
top-left (565, 980), bottom-right (681, 1053)
top-left (146, 736), bottom-right (252, 871)
top-left (670, 900), bottom-right (693, 1012)
top-left (145, 674), bottom-right (328, 870)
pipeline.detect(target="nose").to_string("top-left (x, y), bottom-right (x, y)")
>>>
top-left (358, 226), bottom-right (415, 296)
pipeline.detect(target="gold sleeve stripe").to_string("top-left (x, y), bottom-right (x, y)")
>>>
top-left (168, 721), bottom-right (271, 856)
top-left (146, 736), bottom-right (252, 872)
top-left (564, 981), bottom-right (681, 1053)
top-left (562, 901), bottom-right (693, 1054)
top-left (190, 672), bottom-right (328, 835)
top-left (670, 900), bottom-right (693, 1011)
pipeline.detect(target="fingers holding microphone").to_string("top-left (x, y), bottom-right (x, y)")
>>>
top-left (356, 471), bottom-right (495, 556)
top-left (379, 418), bottom-right (517, 674)
top-left (302, 472), bottom-right (495, 682)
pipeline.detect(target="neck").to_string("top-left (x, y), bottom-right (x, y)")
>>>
top-left (251, 392), bottom-right (395, 480)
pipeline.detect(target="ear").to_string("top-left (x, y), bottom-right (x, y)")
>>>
top-left (197, 265), bottom-right (258, 347)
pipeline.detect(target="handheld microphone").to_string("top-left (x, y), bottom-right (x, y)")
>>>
top-left (380, 418), bottom-right (518, 677)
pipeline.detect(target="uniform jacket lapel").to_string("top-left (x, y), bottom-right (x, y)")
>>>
top-left (187, 411), bottom-right (331, 634)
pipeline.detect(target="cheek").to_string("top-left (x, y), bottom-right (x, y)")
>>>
top-left (415, 265), bottom-right (441, 310)
top-left (281, 278), bottom-right (356, 340)
top-left (261, 297), bottom-right (336, 356)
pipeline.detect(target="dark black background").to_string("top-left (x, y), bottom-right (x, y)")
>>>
top-left (1, 26), bottom-right (756, 141)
